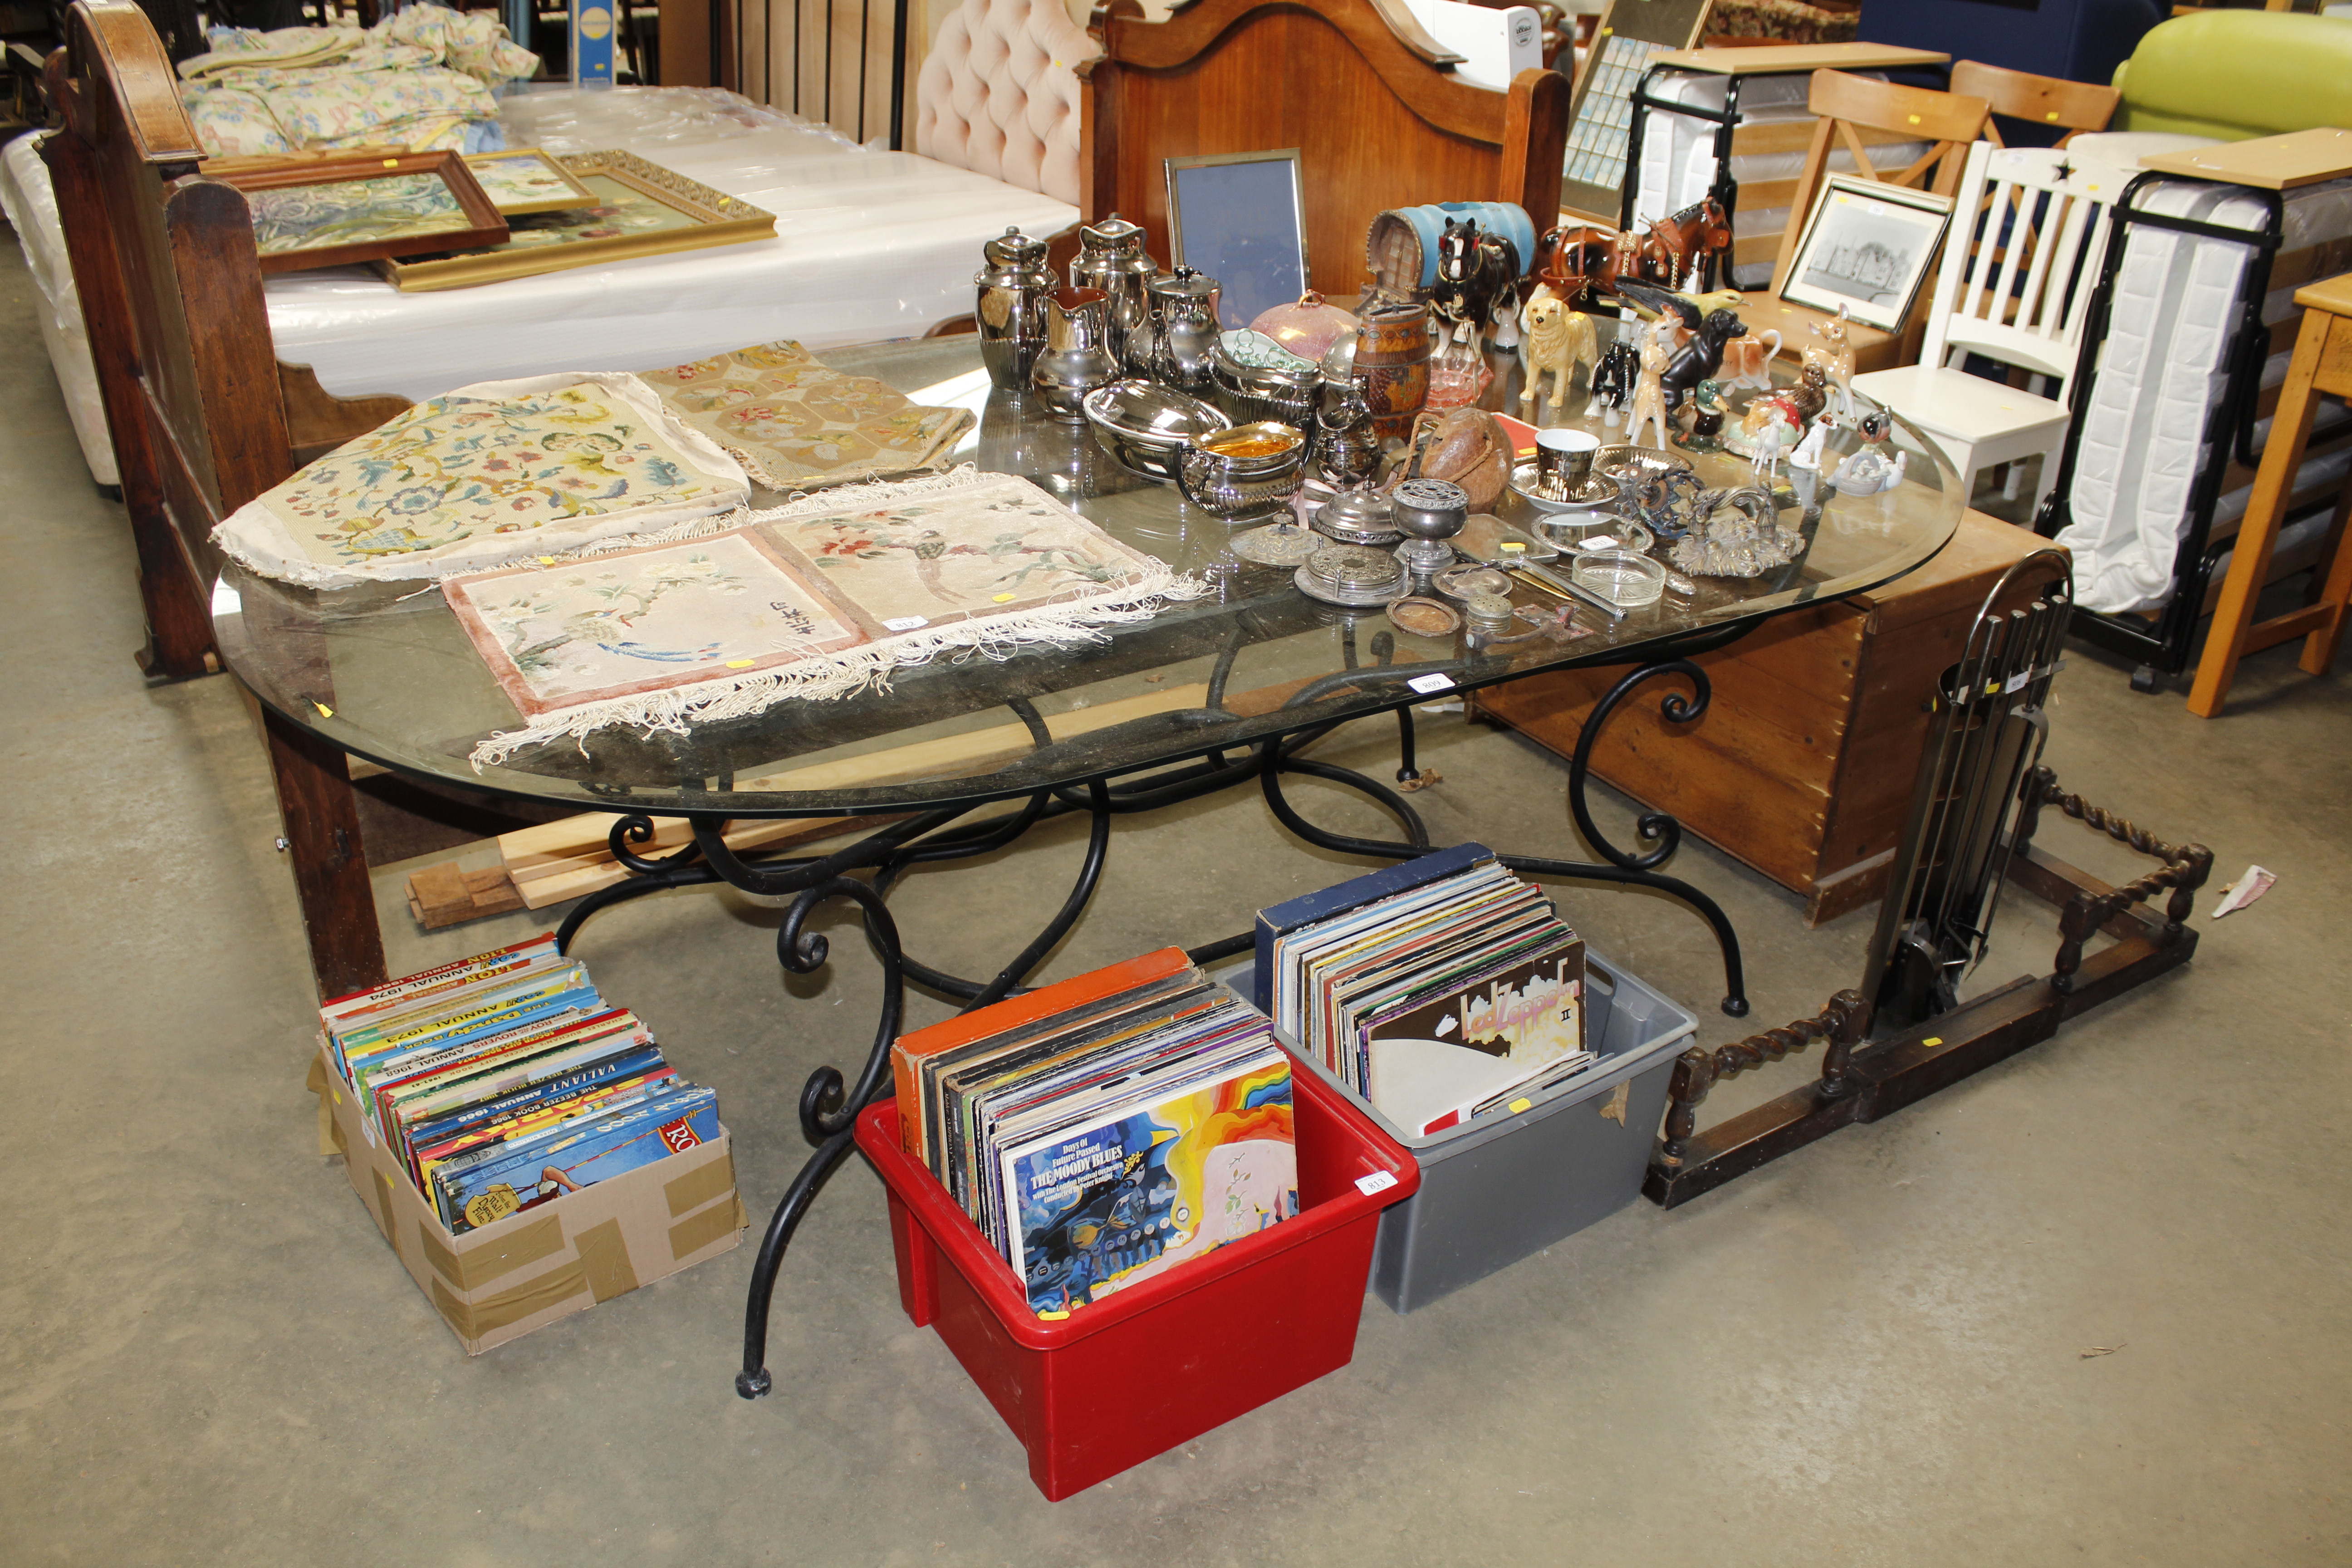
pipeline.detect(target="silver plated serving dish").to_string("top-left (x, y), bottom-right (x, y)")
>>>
top-left (1551, 518), bottom-right (1656, 556)
top-left (1593, 445), bottom-right (1693, 495)
top-left (1082, 379), bottom-right (1230, 482)
top-left (1209, 330), bottom-right (1323, 431)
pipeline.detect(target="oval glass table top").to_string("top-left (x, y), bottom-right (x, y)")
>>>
top-left (211, 331), bottom-right (1963, 817)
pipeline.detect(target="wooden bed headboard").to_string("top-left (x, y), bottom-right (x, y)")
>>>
top-left (1080, 0), bottom-right (1569, 298)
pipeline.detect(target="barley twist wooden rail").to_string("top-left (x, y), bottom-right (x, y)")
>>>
top-left (1656, 989), bottom-right (1872, 1168)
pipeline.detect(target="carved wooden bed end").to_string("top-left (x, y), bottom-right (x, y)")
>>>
top-left (1080, 0), bottom-right (1568, 298)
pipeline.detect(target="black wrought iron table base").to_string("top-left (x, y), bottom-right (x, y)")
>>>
top-left (549, 652), bottom-right (1748, 1400)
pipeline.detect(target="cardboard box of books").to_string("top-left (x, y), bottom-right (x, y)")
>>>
top-left (303, 935), bottom-right (745, 1355)
top-left (309, 1049), bottom-right (745, 1353)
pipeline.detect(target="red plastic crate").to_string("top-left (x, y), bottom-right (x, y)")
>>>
top-left (854, 1052), bottom-right (1421, 1499)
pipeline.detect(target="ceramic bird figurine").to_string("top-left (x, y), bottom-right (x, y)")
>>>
top-left (1830, 409), bottom-right (1907, 495)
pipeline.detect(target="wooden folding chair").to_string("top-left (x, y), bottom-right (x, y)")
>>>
top-left (1735, 69), bottom-right (1990, 375)
top-left (1950, 60), bottom-right (2120, 150)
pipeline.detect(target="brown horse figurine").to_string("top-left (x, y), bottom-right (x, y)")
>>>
top-left (1637, 198), bottom-right (1734, 294)
top-left (1533, 198), bottom-right (1734, 307)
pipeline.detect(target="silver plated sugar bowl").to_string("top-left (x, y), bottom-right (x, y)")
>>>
top-left (1070, 213), bottom-right (1161, 374)
top-left (1209, 328), bottom-right (1322, 436)
top-left (974, 227), bottom-right (1054, 392)
top-left (1146, 267), bottom-right (1223, 392)
top-left (1392, 477), bottom-right (1469, 576)
top-left (1177, 421), bottom-right (1306, 523)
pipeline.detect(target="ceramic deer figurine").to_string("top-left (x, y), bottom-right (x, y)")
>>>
top-left (1803, 304), bottom-right (1856, 420)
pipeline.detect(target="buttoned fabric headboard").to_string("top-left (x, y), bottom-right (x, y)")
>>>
top-left (916, 0), bottom-right (1100, 205)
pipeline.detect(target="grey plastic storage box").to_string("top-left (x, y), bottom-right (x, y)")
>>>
top-left (1220, 947), bottom-right (1699, 1313)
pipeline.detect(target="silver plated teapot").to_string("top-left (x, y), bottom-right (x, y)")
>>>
top-left (1069, 213), bottom-right (1160, 374)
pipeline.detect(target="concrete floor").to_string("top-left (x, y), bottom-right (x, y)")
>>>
top-left (4, 230), bottom-right (2349, 1568)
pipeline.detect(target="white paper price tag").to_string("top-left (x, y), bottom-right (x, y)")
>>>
top-left (882, 616), bottom-right (929, 632)
top-left (1406, 672), bottom-right (1455, 695)
top-left (1354, 1169), bottom-right (1399, 1197)
top-left (1582, 534), bottom-right (1621, 551)
top-left (2004, 670), bottom-right (2031, 693)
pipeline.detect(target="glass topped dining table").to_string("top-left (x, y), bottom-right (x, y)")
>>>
top-left (212, 325), bottom-right (1963, 1396)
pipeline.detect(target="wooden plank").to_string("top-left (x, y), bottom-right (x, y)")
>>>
top-left (2141, 128), bottom-right (2352, 192)
top-left (735, 682), bottom-right (1212, 795)
top-left (515, 814), bottom-right (898, 911)
top-left (1652, 42), bottom-right (1948, 75)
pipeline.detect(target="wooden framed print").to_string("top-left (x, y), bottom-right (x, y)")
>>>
top-left (461, 148), bottom-right (599, 216)
top-left (1164, 149), bottom-right (1308, 329)
top-left (377, 150), bottom-right (778, 293)
top-left (214, 150), bottom-right (509, 274)
top-left (1779, 176), bottom-right (1954, 333)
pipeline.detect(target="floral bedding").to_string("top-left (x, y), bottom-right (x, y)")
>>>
top-left (177, 3), bottom-right (538, 160)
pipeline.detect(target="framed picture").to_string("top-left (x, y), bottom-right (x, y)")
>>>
top-left (1779, 177), bottom-right (1956, 333)
top-left (377, 151), bottom-right (777, 293)
top-left (213, 150), bottom-right (509, 274)
top-left (461, 148), bottom-right (598, 216)
top-left (1163, 149), bottom-right (1308, 329)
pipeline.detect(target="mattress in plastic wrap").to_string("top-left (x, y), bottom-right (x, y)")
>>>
top-left (0, 132), bottom-right (120, 488)
top-left (3, 89), bottom-right (1075, 481)
top-left (2053, 176), bottom-right (2352, 615)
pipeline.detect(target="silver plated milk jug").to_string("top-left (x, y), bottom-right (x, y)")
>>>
top-left (1146, 267), bottom-right (1222, 392)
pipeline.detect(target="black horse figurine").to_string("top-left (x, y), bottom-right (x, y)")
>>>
top-left (1431, 217), bottom-right (1522, 358)
top-left (1660, 309), bottom-right (1749, 419)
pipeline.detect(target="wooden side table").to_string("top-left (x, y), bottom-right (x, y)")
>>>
top-left (2185, 270), bottom-right (2352, 718)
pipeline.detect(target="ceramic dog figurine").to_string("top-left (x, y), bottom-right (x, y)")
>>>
top-left (1625, 323), bottom-right (1676, 452)
top-left (1518, 290), bottom-right (1598, 421)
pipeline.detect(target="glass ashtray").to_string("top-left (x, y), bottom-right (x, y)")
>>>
top-left (1571, 549), bottom-right (1668, 608)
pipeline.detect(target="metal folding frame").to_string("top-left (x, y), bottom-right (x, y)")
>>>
top-left (2033, 171), bottom-right (2287, 690)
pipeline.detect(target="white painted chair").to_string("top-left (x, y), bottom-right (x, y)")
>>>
top-left (1849, 141), bottom-right (2129, 515)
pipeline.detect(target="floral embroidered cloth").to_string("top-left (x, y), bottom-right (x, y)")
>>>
top-left (642, 341), bottom-right (976, 492)
top-left (176, 4), bottom-right (536, 159)
top-left (213, 372), bottom-right (750, 588)
top-left (444, 469), bottom-right (1204, 766)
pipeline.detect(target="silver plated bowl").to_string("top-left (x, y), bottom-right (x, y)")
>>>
top-left (1593, 445), bottom-right (1693, 495)
top-left (1082, 379), bottom-right (1230, 482)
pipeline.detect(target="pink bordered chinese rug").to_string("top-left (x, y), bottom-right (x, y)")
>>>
top-left (444, 468), bottom-right (1205, 768)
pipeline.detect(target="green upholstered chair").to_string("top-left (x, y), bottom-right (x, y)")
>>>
top-left (2111, 11), bottom-right (2352, 141)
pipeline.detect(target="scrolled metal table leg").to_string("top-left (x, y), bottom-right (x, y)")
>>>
top-left (739, 876), bottom-right (907, 1399)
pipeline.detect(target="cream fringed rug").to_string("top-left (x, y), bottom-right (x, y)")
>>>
top-left (445, 469), bottom-right (1207, 769)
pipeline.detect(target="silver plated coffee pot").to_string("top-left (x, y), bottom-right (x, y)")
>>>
top-left (975, 227), bottom-right (1055, 391)
top-left (1145, 267), bottom-right (1222, 392)
top-left (1069, 213), bottom-right (1160, 374)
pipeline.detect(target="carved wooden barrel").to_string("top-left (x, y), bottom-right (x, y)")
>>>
top-left (1353, 302), bottom-right (1433, 443)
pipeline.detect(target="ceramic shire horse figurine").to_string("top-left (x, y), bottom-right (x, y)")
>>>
top-left (1431, 217), bottom-right (1524, 357)
top-left (1531, 198), bottom-right (1734, 309)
